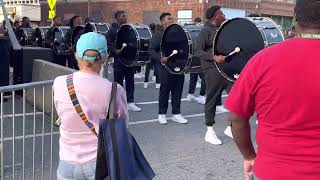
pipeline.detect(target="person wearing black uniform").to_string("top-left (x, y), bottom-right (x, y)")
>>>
top-left (149, 13), bottom-right (188, 125)
top-left (144, 23), bottom-right (160, 89)
top-left (64, 15), bottom-right (82, 69)
top-left (20, 17), bottom-right (31, 28)
top-left (186, 17), bottom-right (207, 105)
top-left (195, 6), bottom-right (233, 145)
top-left (45, 16), bottom-right (67, 66)
top-left (107, 10), bottom-right (142, 112)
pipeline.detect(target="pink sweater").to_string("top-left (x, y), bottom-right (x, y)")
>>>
top-left (53, 71), bottom-right (128, 164)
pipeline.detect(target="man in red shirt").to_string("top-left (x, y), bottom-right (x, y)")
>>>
top-left (224, 0), bottom-right (320, 179)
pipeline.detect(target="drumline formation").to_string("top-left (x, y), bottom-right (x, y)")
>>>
top-left (13, 16), bottom-right (284, 82)
top-left (11, 11), bottom-right (285, 137)
top-left (14, 23), bottom-right (110, 54)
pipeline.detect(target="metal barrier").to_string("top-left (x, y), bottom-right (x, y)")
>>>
top-left (0, 80), bottom-right (59, 180)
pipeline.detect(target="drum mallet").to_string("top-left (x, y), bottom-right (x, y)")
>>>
top-left (228, 47), bottom-right (241, 56)
top-left (120, 43), bottom-right (127, 51)
top-left (168, 50), bottom-right (178, 58)
top-left (225, 47), bottom-right (241, 62)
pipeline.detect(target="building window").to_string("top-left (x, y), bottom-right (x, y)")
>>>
top-left (177, 10), bottom-right (192, 24)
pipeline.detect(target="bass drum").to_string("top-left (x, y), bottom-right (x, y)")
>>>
top-left (214, 17), bottom-right (285, 82)
top-left (161, 23), bottom-right (203, 74)
top-left (84, 22), bottom-right (110, 35)
top-left (116, 24), bottom-right (152, 66)
top-left (52, 27), bottom-right (69, 55)
top-left (21, 28), bottom-right (34, 46)
top-left (33, 27), bottom-right (46, 47)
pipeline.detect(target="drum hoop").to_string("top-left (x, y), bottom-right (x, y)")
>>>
top-left (263, 17), bottom-right (285, 44)
top-left (213, 18), bottom-right (259, 82)
top-left (161, 23), bottom-right (193, 74)
top-left (91, 23), bottom-right (110, 33)
top-left (118, 24), bottom-right (152, 66)
top-left (247, 17), bottom-right (285, 47)
top-left (213, 17), bottom-right (285, 82)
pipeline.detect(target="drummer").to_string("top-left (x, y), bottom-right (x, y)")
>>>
top-left (195, 6), bottom-right (233, 145)
top-left (149, 13), bottom-right (188, 125)
top-left (186, 17), bottom-right (206, 105)
top-left (107, 10), bottom-right (142, 112)
top-left (45, 16), bottom-right (67, 66)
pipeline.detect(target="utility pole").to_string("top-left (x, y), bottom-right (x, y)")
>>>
top-left (88, 0), bottom-right (91, 17)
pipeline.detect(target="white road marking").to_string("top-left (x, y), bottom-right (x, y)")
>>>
top-left (2, 112), bottom-right (44, 118)
top-left (0, 132), bottom-right (60, 142)
top-left (136, 95), bottom-right (228, 105)
top-left (129, 111), bottom-right (225, 125)
top-left (0, 111), bottom-right (228, 141)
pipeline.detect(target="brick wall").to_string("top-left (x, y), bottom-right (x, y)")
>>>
top-left (42, 0), bottom-right (204, 24)
top-left (40, 0), bottom-right (295, 24)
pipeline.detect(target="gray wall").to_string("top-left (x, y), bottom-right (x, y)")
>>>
top-left (26, 59), bottom-right (76, 119)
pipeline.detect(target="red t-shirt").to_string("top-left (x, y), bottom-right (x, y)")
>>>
top-left (225, 38), bottom-right (320, 180)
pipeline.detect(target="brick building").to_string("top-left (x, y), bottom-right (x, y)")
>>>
top-left (40, 0), bottom-right (295, 30)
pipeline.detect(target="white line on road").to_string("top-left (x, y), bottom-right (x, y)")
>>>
top-left (2, 112), bottom-right (44, 118)
top-left (136, 95), bottom-right (228, 105)
top-left (1, 131), bottom-right (60, 142)
top-left (129, 111), bottom-right (225, 125)
top-left (0, 112), bottom-right (228, 141)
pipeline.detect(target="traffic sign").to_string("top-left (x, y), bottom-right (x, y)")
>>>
top-left (47, 0), bottom-right (57, 10)
top-left (48, 10), bottom-right (55, 19)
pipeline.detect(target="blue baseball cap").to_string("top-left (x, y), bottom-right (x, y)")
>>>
top-left (76, 32), bottom-right (108, 61)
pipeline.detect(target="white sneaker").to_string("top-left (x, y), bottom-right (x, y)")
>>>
top-left (128, 103), bottom-right (142, 112)
top-left (224, 126), bottom-right (233, 138)
top-left (155, 83), bottom-right (160, 89)
top-left (139, 72), bottom-right (145, 78)
top-left (55, 118), bottom-right (61, 127)
top-left (158, 114), bottom-right (167, 124)
top-left (186, 94), bottom-right (196, 102)
top-left (144, 82), bottom-right (148, 89)
top-left (134, 74), bottom-right (142, 79)
top-left (196, 82), bottom-right (201, 88)
top-left (205, 127), bottom-right (222, 145)
top-left (196, 96), bottom-right (206, 105)
top-left (172, 114), bottom-right (188, 124)
top-left (216, 105), bottom-right (229, 113)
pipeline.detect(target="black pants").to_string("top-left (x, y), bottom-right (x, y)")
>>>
top-left (67, 55), bottom-right (79, 70)
top-left (159, 66), bottom-right (185, 114)
top-left (204, 67), bottom-right (233, 126)
top-left (53, 54), bottom-right (67, 67)
top-left (188, 73), bottom-right (206, 96)
top-left (114, 63), bottom-right (135, 103)
top-left (135, 66), bottom-right (141, 73)
top-left (144, 60), bottom-right (160, 83)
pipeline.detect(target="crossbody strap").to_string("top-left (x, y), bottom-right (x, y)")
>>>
top-left (66, 74), bottom-right (98, 137)
top-left (108, 82), bottom-right (117, 120)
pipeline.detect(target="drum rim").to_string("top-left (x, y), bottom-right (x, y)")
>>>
top-left (161, 23), bottom-right (192, 74)
top-left (213, 18), bottom-right (258, 82)
top-left (86, 22), bottom-right (111, 33)
top-left (213, 17), bottom-right (285, 82)
top-left (117, 24), bottom-right (152, 66)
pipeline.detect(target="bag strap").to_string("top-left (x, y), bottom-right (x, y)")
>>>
top-left (108, 83), bottom-right (121, 180)
top-left (108, 82), bottom-right (117, 120)
top-left (66, 74), bottom-right (98, 137)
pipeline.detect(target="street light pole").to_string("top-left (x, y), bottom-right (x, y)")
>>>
top-left (87, 0), bottom-right (91, 17)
